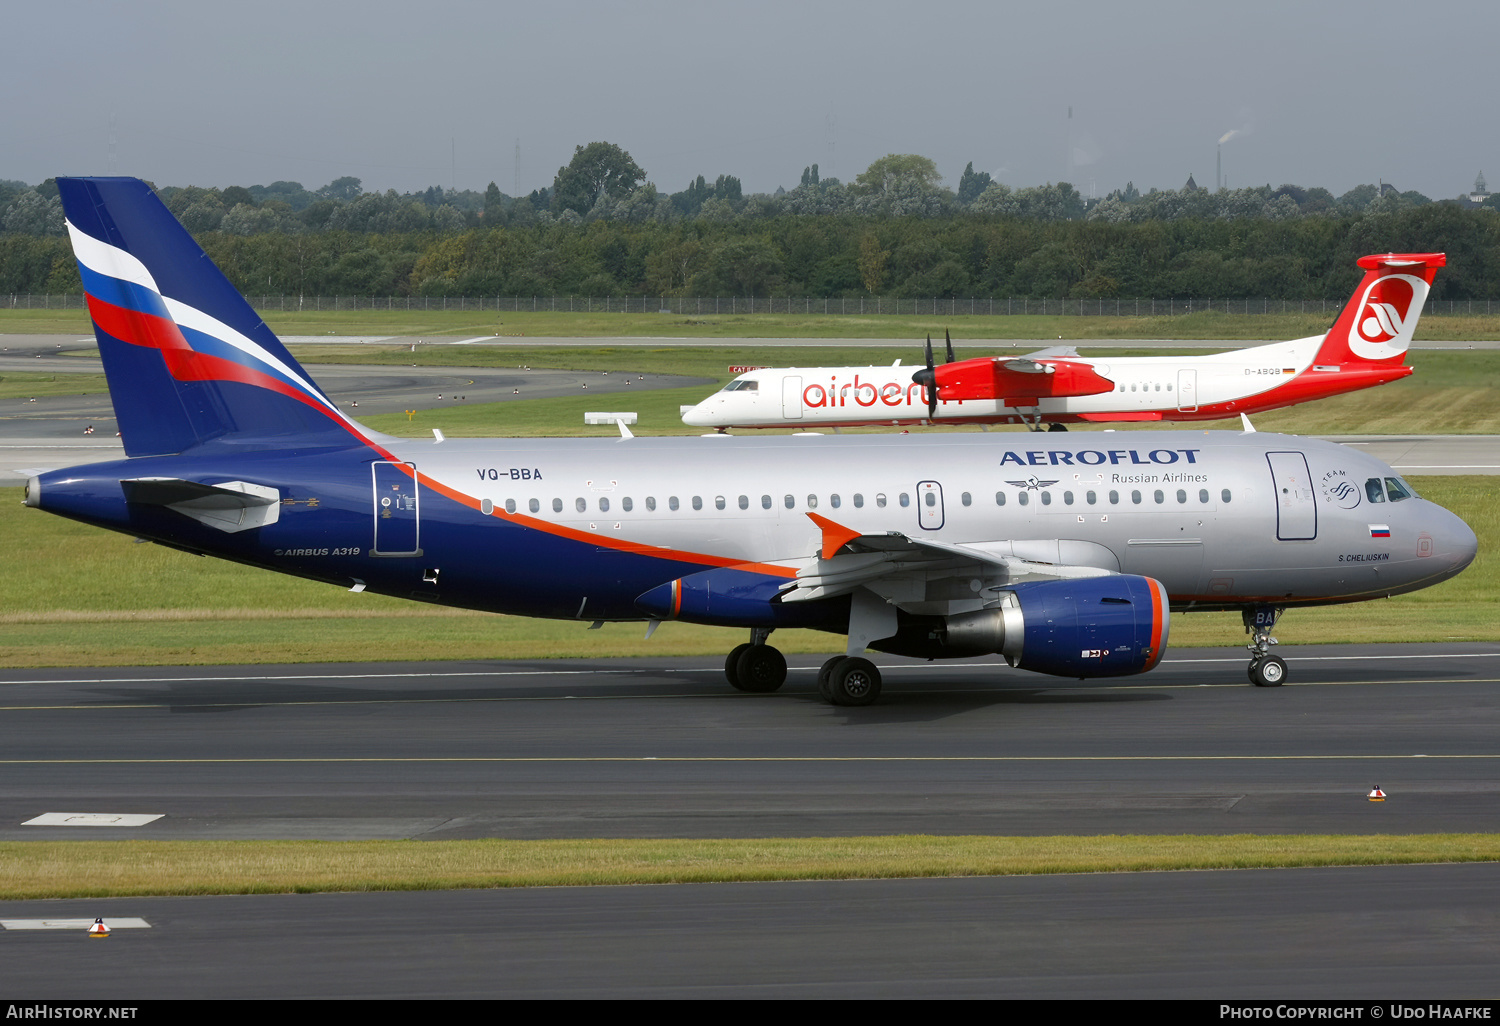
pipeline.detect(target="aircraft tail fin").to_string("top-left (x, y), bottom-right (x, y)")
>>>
top-left (57, 177), bottom-right (370, 457)
top-left (1314, 253), bottom-right (1445, 367)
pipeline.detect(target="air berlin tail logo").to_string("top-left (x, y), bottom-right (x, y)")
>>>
top-left (1348, 273), bottom-right (1428, 360)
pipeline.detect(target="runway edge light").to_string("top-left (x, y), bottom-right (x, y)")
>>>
top-left (1368, 787), bottom-right (1386, 802)
top-left (88, 918), bottom-right (109, 938)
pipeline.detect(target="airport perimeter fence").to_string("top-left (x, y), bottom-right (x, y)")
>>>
top-left (9, 293), bottom-right (1500, 317)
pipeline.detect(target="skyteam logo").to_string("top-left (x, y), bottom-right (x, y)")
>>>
top-left (1349, 273), bottom-right (1428, 360)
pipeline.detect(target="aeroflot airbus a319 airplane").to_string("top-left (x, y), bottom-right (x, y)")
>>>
top-left (26, 178), bottom-right (1476, 704)
top-left (681, 252), bottom-right (1444, 431)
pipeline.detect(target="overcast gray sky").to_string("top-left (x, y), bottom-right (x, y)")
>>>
top-left (4, 0), bottom-right (1493, 200)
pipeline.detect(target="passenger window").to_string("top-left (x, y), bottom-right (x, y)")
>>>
top-left (576, 497), bottom-right (587, 513)
top-left (995, 491), bottom-right (1006, 506)
top-left (961, 492), bottom-right (972, 506)
top-left (505, 498), bottom-right (517, 514)
top-left (1199, 489), bottom-right (1209, 504)
top-left (1221, 489), bottom-right (1232, 503)
top-left (1131, 490), bottom-right (1142, 504)
top-left (899, 493), bottom-right (910, 507)
top-left (1041, 491), bottom-right (1052, 506)
top-left (1063, 491), bottom-right (1074, 505)
top-left (1153, 489), bottom-right (1164, 504)
top-left (761, 495), bottom-right (771, 509)
top-left (1366, 478), bottom-right (1386, 503)
top-left (807, 494), bottom-right (818, 509)
top-left (599, 497), bottom-right (610, 512)
top-left (830, 494), bottom-right (841, 508)
top-left (1167, 383), bottom-right (1173, 391)
top-left (853, 494), bottom-right (864, 508)
top-left (693, 496), bottom-right (703, 510)
top-left (552, 498), bottom-right (563, 513)
top-left (876, 494), bottom-right (888, 508)
top-left (646, 496), bottom-right (657, 511)
top-left (924, 491), bottom-right (936, 507)
top-left (1109, 490), bottom-right (1119, 504)
top-left (622, 497), bottom-right (633, 512)
top-left (1384, 478), bottom-right (1412, 502)
top-left (669, 496), bottom-right (680, 511)
top-left (737, 495), bottom-right (748, 510)
top-left (714, 496), bottom-right (725, 510)
top-left (784, 494), bottom-right (794, 509)
top-left (1176, 489), bottom-right (1187, 504)
top-left (528, 498), bottom-right (540, 513)
top-left (1086, 490), bottom-right (1096, 504)
top-left (1018, 492), bottom-right (1029, 507)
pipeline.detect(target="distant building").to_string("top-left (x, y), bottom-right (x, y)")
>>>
top-left (1379, 181), bottom-right (1399, 197)
top-left (1183, 174), bottom-right (1201, 192)
top-left (1469, 171), bottom-right (1489, 204)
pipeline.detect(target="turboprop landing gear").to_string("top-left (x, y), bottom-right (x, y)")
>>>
top-left (1244, 606), bottom-right (1288, 687)
top-left (724, 628), bottom-right (787, 693)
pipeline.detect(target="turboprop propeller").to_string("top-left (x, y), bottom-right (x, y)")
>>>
top-left (909, 329), bottom-right (956, 419)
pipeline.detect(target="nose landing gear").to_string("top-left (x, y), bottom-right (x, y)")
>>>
top-left (1244, 606), bottom-right (1288, 687)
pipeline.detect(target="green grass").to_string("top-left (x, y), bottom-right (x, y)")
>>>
top-left (1, 477), bottom-right (1493, 667)
top-left (6, 305), bottom-right (1500, 341)
top-left (0, 371), bottom-right (111, 400)
top-left (2, 834), bottom-right (1497, 898)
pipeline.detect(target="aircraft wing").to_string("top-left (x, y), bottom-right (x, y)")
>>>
top-left (779, 513), bottom-right (1115, 604)
top-left (1023, 345), bottom-right (1079, 359)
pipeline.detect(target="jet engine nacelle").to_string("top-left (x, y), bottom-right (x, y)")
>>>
top-left (943, 575), bottom-right (1170, 678)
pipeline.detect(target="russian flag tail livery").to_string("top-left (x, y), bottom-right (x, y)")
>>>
top-left (58, 177), bottom-right (371, 457)
top-left (1314, 252), bottom-right (1445, 367)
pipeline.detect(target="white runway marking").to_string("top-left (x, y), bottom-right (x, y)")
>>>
top-left (2, 919), bottom-right (151, 930)
top-left (23, 812), bottom-right (163, 827)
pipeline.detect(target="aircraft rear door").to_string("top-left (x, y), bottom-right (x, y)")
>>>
top-left (1266, 451), bottom-right (1316, 541)
top-left (782, 375), bottom-right (803, 420)
top-left (372, 461), bottom-right (422, 556)
top-left (917, 480), bottom-right (945, 530)
top-left (1177, 369), bottom-right (1198, 412)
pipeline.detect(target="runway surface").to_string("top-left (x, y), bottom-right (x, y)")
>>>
top-left (3, 644), bottom-right (1498, 841)
top-left (4, 864), bottom-right (1499, 998)
top-left (2, 645), bottom-right (1499, 997)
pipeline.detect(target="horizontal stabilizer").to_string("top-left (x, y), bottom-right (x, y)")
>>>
top-left (122, 477), bottom-right (280, 533)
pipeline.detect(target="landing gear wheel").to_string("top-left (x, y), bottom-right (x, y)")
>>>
top-left (734, 645), bottom-right (788, 693)
top-left (817, 657), bottom-right (843, 702)
top-left (827, 657), bottom-right (882, 707)
top-left (724, 643), bottom-right (753, 689)
top-left (1249, 655), bottom-right (1287, 687)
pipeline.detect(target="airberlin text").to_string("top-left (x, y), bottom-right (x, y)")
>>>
top-left (999, 449), bottom-right (1201, 467)
top-left (476, 468), bottom-right (543, 481)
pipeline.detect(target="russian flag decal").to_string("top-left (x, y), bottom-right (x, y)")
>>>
top-left (1370, 525), bottom-right (1391, 538)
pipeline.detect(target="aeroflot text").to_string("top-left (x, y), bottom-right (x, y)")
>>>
top-left (999, 449), bottom-right (1202, 467)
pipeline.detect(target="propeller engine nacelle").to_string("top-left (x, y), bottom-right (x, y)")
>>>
top-left (924, 356), bottom-right (1116, 405)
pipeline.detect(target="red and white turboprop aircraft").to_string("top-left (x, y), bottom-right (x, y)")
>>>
top-left (681, 253), bottom-right (1444, 431)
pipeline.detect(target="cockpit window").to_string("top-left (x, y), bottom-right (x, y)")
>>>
top-left (1365, 478), bottom-right (1386, 503)
top-left (1384, 477), bottom-right (1413, 502)
top-left (722, 379), bottom-right (759, 392)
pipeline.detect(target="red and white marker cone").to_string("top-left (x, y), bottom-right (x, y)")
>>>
top-left (88, 918), bottom-right (109, 938)
top-left (1368, 787), bottom-right (1386, 802)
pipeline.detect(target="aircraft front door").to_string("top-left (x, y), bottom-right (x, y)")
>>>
top-left (917, 480), bottom-right (944, 530)
top-left (372, 460), bottom-right (422, 556)
top-left (782, 375), bottom-right (803, 420)
top-left (1177, 369), bottom-right (1198, 412)
top-left (1266, 451), bottom-right (1316, 541)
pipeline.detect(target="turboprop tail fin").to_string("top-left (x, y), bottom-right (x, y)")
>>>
top-left (57, 177), bottom-right (372, 457)
top-left (1314, 252), bottom-right (1445, 366)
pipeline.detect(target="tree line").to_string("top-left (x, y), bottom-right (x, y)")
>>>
top-left (3, 144), bottom-right (1497, 299)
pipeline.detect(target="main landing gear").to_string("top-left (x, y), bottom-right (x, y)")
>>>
top-left (724, 628), bottom-right (788, 694)
top-left (1244, 606), bottom-right (1288, 687)
top-left (817, 656), bottom-right (882, 706)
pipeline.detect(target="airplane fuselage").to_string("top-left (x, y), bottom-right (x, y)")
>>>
top-left (30, 430), bottom-right (1474, 627)
top-left (681, 337), bottom-right (1412, 429)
